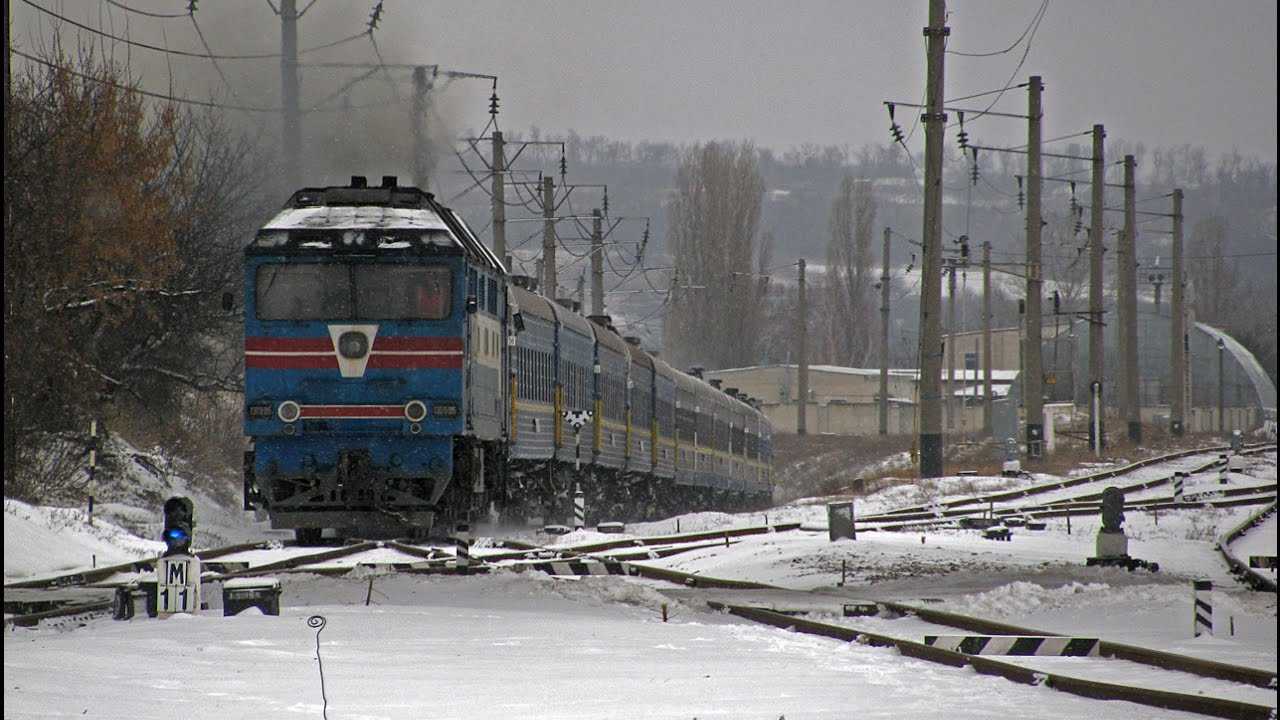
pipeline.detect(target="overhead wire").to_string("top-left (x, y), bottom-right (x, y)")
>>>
top-left (946, 0), bottom-right (1048, 57)
top-left (21, 0), bottom-right (370, 60)
top-left (104, 0), bottom-right (186, 19)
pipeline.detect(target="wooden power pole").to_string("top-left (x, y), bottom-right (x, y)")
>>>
top-left (491, 130), bottom-right (507, 263)
top-left (917, 0), bottom-right (948, 477)
top-left (982, 241), bottom-right (993, 435)
top-left (591, 209), bottom-right (604, 316)
top-left (280, 0), bottom-right (300, 191)
top-left (1024, 75), bottom-right (1044, 458)
top-left (1088, 124), bottom-right (1106, 450)
top-left (797, 258), bottom-right (808, 436)
top-left (1119, 154), bottom-right (1141, 444)
top-left (1170, 188), bottom-right (1186, 436)
top-left (411, 66), bottom-right (432, 191)
top-left (542, 177), bottom-right (557, 298)
top-left (880, 227), bottom-right (891, 435)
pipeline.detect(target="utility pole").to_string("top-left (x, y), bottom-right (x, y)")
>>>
top-left (591, 209), bottom-right (604, 316)
top-left (797, 258), bottom-right (808, 436)
top-left (411, 66), bottom-right (431, 190)
top-left (280, 0), bottom-right (300, 191)
top-left (542, 176), bottom-right (557, 298)
top-left (917, 0), bottom-right (948, 477)
top-left (982, 241), bottom-right (993, 435)
top-left (575, 272), bottom-right (585, 310)
top-left (1217, 338), bottom-right (1226, 434)
top-left (880, 227), bottom-right (891, 436)
top-left (491, 130), bottom-right (507, 263)
top-left (946, 262), bottom-right (957, 431)
top-left (1120, 155), bottom-right (1141, 444)
top-left (1170, 188), bottom-right (1185, 436)
top-left (1088, 124), bottom-right (1106, 450)
top-left (1024, 75), bottom-right (1044, 458)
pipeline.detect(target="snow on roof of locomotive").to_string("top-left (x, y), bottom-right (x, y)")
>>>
top-left (254, 176), bottom-right (504, 273)
top-left (262, 205), bottom-right (451, 232)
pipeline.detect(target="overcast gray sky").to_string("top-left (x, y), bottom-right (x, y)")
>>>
top-left (13, 0), bottom-right (1278, 162)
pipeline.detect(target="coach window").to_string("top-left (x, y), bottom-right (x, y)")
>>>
top-left (487, 278), bottom-right (499, 315)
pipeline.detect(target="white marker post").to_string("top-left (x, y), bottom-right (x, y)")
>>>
top-left (1193, 580), bottom-right (1213, 637)
top-left (157, 554), bottom-right (201, 617)
top-left (563, 410), bottom-right (592, 530)
top-left (454, 524), bottom-right (472, 572)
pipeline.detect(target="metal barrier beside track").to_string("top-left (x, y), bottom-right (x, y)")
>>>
top-left (706, 602), bottom-right (1276, 720)
top-left (1217, 501), bottom-right (1279, 593)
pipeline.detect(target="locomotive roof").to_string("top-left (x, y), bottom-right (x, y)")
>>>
top-left (253, 178), bottom-right (504, 273)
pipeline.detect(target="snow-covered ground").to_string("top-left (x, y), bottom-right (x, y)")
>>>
top-left (4, 448), bottom-right (1276, 718)
top-left (2, 571), bottom-right (1236, 720)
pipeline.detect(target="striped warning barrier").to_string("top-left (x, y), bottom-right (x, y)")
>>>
top-left (1193, 580), bottom-right (1213, 637)
top-left (924, 635), bottom-right (1101, 657)
top-left (534, 560), bottom-right (631, 577)
top-left (1172, 472), bottom-right (1186, 500)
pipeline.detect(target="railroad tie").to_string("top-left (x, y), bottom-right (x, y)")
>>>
top-left (924, 635), bottom-right (1100, 657)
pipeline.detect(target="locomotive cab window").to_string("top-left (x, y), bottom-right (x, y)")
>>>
top-left (256, 263), bottom-right (452, 320)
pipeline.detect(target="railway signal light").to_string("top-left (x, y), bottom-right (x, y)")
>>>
top-left (162, 496), bottom-right (194, 556)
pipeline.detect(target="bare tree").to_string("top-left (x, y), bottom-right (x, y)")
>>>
top-left (1186, 216), bottom-right (1239, 327)
top-left (4, 50), bottom-right (267, 499)
top-left (664, 142), bottom-right (767, 370)
top-left (824, 174), bottom-right (877, 366)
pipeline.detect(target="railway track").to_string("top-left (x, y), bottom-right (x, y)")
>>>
top-left (860, 442), bottom-right (1276, 524)
top-left (1218, 501), bottom-right (1279, 593)
top-left (707, 602), bottom-right (1277, 720)
top-left (857, 444), bottom-right (1277, 533)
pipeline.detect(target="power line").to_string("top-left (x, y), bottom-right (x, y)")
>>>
top-left (948, 0), bottom-right (1049, 127)
top-left (946, 0), bottom-right (1048, 57)
top-left (103, 0), bottom-right (186, 19)
top-left (21, 0), bottom-right (369, 60)
top-left (10, 48), bottom-right (398, 114)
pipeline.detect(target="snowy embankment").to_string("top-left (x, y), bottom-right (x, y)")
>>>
top-left (3, 499), bottom-right (163, 581)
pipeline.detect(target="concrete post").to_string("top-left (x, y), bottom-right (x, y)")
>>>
top-left (917, 0), bottom-right (948, 477)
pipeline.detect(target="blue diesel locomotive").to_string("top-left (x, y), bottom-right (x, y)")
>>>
top-left (243, 177), bottom-right (772, 541)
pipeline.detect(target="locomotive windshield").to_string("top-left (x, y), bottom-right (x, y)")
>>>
top-left (256, 263), bottom-right (451, 320)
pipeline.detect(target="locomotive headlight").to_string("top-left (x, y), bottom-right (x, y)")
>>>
top-left (404, 400), bottom-right (428, 422)
top-left (277, 400), bottom-right (302, 423)
top-left (432, 402), bottom-right (459, 418)
top-left (337, 331), bottom-right (369, 359)
top-left (247, 402), bottom-right (273, 420)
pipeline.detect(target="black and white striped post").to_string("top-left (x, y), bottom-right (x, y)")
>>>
top-left (1172, 471), bottom-right (1185, 501)
top-left (1193, 579), bottom-right (1213, 637)
top-left (573, 484), bottom-right (585, 531)
top-left (87, 420), bottom-right (99, 526)
top-left (1218, 454), bottom-right (1229, 485)
top-left (454, 524), bottom-right (472, 572)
